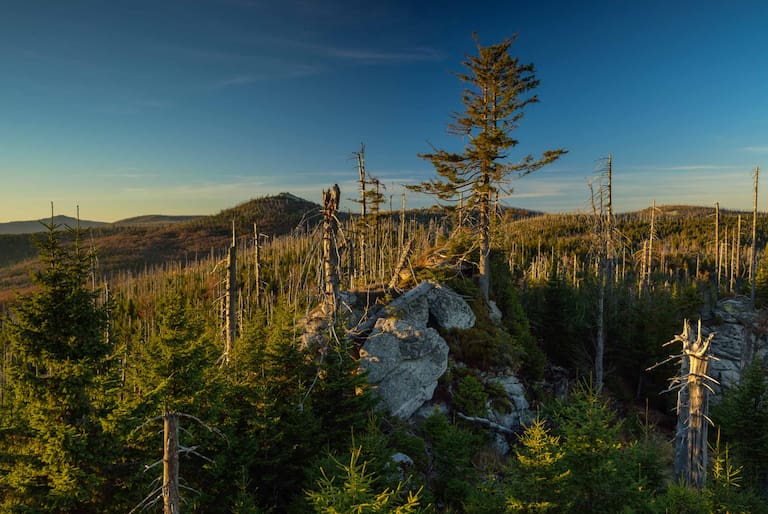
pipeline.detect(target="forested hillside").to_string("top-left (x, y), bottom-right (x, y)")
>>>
top-left (0, 190), bottom-right (767, 512)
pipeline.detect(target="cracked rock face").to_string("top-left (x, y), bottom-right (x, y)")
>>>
top-left (355, 280), bottom-right (478, 419)
top-left (360, 317), bottom-right (449, 419)
top-left (426, 283), bottom-right (476, 330)
top-left (702, 297), bottom-right (768, 400)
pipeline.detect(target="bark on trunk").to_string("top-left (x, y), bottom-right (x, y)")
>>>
top-left (163, 411), bottom-right (180, 514)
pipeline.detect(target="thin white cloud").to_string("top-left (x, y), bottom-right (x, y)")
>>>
top-left (626, 164), bottom-right (742, 172)
top-left (743, 146), bottom-right (768, 153)
top-left (265, 36), bottom-right (443, 65)
top-left (321, 46), bottom-right (442, 63)
top-left (210, 64), bottom-right (322, 89)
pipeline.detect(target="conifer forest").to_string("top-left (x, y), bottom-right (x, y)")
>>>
top-left (2, 37), bottom-right (768, 514)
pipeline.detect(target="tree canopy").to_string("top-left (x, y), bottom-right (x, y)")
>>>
top-left (410, 34), bottom-right (566, 299)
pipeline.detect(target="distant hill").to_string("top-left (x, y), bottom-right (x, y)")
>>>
top-left (0, 215), bottom-right (107, 235)
top-left (0, 193), bottom-right (658, 303)
top-left (112, 214), bottom-right (203, 226)
top-left (0, 193), bottom-right (323, 301)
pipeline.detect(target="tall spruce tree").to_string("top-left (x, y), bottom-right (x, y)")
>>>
top-left (410, 34), bottom-right (566, 300)
top-left (0, 220), bottom-right (110, 511)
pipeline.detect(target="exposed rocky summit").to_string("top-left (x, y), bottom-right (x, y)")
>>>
top-left (355, 280), bottom-right (532, 433)
top-left (308, 279), bottom-right (534, 438)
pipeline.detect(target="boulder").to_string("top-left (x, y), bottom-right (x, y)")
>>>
top-left (360, 317), bottom-right (449, 418)
top-left (387, 281), bottom-right (432, 327)
top-left (426, 282), bottom-right (476, 330)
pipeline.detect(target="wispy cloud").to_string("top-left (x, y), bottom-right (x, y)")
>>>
top-left (626, 164), bottom-right (742, 172)
top-left (742, 146), bottom-right (768, 153)
top-left (210, 64), bottom-right (322, 89)
top-left (319, 45), bottom-right (442, 64)
top-left (262, 36), bottom-right (443, 65)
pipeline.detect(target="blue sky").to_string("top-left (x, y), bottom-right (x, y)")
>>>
top-left (1, 0), bottom-right (767, 222)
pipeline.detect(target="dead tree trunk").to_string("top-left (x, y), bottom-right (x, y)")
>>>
top-left (648, 199), bottom-right (656, 287)
top-left (224, 222), bottom-right (237, 365)
top-left (751, 165), bottom-right (759, 309)
top-left (735, 215), bottom-right (742, 291)
top-left (649, 320), bottom-right (717, 489)
top-left (253, 223), bottom-right (261, 309)
top-left (322, 185), bottom-right (340, 320)
top-left (715, 202), bottom-right (720, 292)
top-left (163, 410), bottom-right (180, 514)
top-left (590, 156), bottom-right (615, 393)
top-left (355, 144), bottom-right (367, 285)
top-left (387, 237), bottom-right (415, 290)
top-left (399, 192), bottom-right (406, 253)
top-left (595, 260), bottom-right (605, 391)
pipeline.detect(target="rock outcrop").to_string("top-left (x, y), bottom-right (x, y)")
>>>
top-left (702, 296), bottom-right (768, 399)
top-left (316, 279), bottom-right (534, 432)
top-left (358, 280), bottom-right (475, 419)
top-left (360, 317), bottom-right (449, 418)
top-left (425, 283), bottom-right (476, 330)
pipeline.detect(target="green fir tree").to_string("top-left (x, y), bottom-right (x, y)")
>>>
top-left (505, 416), bottom-right (571, 513)
top-left (0, 221), bottom-right (110, 512)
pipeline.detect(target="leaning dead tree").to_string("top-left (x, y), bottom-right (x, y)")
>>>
top-left (387, 237), bottom-right (415, 291)
top-left (648, 319), bottom-right (718, 489)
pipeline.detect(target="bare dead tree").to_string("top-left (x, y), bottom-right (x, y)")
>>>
top-left (647, 199), bottom-right (657, 288)
top-left (714, 202), bottom-right (720, 292)
top-left (387, 237), bottom-right (415, 291)
top-left (253, 223), bottom-right (261, 309)
top-left (588, 155), bottom-right (618, 392)
top-left (130, 410), bottom-right (225, 514)
top-left (322, 185), bottom-right (340, 320)
top-left (354, 144), bottom-right (367, 283)
top-left (751, 165), bottom-right (760, 309)
top-left (734, 215), bottom-right (742, 293)
top-left (399, 192), bottom-right (406, 253)
top-left (648, 319), bottom-right (718, 489)
top-left (163, 411), bottom-right (180, 514)
top-left (223, 221), bottom-right (237, 366)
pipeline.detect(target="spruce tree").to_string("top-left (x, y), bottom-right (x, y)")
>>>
top-left (0, 220), bottom-right (110, 511)
top-left (505, 417), bottom-right (571, 513)
top-left (410, 34), bottom-right (566, 300)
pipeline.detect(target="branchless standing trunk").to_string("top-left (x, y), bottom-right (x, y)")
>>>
top-left (163, 410), bottom-right (180, 514)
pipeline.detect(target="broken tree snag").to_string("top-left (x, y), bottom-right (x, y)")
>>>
top-left (163, 410), bottom-right (180, 514)
top-left (224, 220), bottom-right (237, 365)
top-left (648, 319), bottom-right (718, 489)
top-left (322, 185), bottom-right (340, 321)
top-left (355, 144), bottom-right (367, 284)
top-left (715, 202), bottom-right (720, 292)
top-left (253, 222), bottom-right (261, 309)
top-left (751, 165), bottom-right (759, 308)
